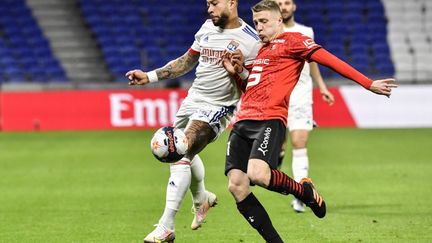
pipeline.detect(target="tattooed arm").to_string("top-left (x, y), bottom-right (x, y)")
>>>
top-left (126, 50), bottom-right (200, 85)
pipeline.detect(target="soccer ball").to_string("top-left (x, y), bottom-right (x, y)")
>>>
top-left (150, 126), bottom-right (188, 163)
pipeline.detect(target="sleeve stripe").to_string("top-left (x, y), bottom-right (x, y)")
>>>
top-left (188, 48), bottom-right (200, 56)
top-left (242, 26), bottom-right (260, 41)
top-left (306, 47), bottom-right (322, 61)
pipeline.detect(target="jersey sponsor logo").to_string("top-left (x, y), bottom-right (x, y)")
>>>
top-left (253, 58), bottom-right (270, 65)
top-left (110, 92), bottom-right (183, 127)
top-left (226, 40), bottom-right (239, 53)
top-left (258, 127), bottom-right (272, 156)
top-left (201, 48), bottom-right (225, 65)
top-left (303, 39), bottom-right (318, 49)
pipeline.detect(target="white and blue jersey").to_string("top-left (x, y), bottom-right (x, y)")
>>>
top-left (175, 19), bottom-right (261, 138)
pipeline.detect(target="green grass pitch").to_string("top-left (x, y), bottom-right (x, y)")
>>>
top-left (0, 128), bottom-right (431, 242)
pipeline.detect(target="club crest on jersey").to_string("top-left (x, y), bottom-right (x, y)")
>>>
top-left (226, 40), bottom-right (240, 52)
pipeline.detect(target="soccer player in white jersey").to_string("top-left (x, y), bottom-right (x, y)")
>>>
top-left (275, 0), bottom-right (335, 213)
top-left (126, 0), bottom-right (260, 242)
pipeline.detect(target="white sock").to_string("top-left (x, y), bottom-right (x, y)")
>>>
top-left (292, 148), bottom-right (309, 183)
top-left (159, 158), bottom-right (192, 230)
top-left (190, 155), bottom-right (206, 205)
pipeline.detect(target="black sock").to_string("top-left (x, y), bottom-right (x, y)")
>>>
top-left (236, 193), bottom-right (284, 243)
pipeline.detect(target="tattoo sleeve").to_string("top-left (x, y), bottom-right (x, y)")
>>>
top-left (155, 51), bottom-right (199, 80)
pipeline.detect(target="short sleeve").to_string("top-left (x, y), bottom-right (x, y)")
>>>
top-left (286, 32), bottom-right (321, 61)
top-left (190, 21), bottom-right (208, 53)
top-left (244, 41), bottom-right (261, 67)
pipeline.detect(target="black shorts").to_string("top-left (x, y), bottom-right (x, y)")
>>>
top-left (225, 119), bottom-right (286, 175)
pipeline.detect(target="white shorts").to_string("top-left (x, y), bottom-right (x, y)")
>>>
top-left (174, 100), bottom-right (235, 142)
top-left (287, 103), bottom-right (313, 132)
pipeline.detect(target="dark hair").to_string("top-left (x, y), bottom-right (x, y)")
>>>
top-left (251, 0), bottom-right (282, 14)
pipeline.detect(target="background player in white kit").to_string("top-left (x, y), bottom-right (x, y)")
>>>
top-left (275, 0), bottom-right (335, 213)
top-left (126, 0), bottom-right (260, 242)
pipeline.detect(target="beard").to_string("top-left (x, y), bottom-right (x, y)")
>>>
top-left (212, 12), bottom-right (229, 28)
top-left (282, 12), bottom-right (293, 24)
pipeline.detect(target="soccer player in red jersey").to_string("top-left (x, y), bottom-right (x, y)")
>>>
top-left (222, 1), bottom-right (397, 242)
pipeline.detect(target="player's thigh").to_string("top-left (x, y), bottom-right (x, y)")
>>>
top-left (250, 119), bottom-right (286, 170)
top-left (175, 102), bottom-right (234, 152)
top-left (177, 103), bottom-right (235, 142)
top-left (184, 120), bottom-right (214, 145)
top-left (225, 130), bottom-right (252, 176)
top-left (189, 107), bottom-right (234, 142)
top-left (247, 158), bottom-right (272, 186)
top-left (288, 103), bottom-right (313, 132)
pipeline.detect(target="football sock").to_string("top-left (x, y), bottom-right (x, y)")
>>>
top-left (159, 158), bottom-right (192, 230)
top-left (237, 193), bottom-right (283, 243)
top-left (190, 155), bottom-right (206, 204)
top-left (292, 148), bottom-right (309, 183)
top-left (267, 169), bottom-right (304, 200)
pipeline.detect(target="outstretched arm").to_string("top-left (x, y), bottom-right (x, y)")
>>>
top-left (126, 49), bottom-right (200, 85)
top-left (310, 48), bottom-right (397, 97)
top-left (309, 62), bottom-right (334, 105)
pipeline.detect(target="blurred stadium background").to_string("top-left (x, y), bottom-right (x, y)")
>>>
top-left (0, 0), bottom-right (431, 131)
top-left (0, 0), bottom-right (430, 87)
top-left (1, 0), bottom-right (432, 242)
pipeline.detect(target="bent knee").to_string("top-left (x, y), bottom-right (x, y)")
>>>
top-left (292, 141), bottom-right (307, 149)
top-left (291, 133), bottom-right (308, 149)
top-left (227, 170), bottom-right (250, 199)
top-left (227, 182), bottom-right (241, 195)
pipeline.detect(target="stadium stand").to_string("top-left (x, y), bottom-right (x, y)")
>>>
top-left (0, 0), bottom-right (67, 83)
top-left (26, 0), bottom-right (112, 83)
top-left (383, 0), bottom-right (432, 82)
top-left (294, 0), bottom-right (395, 79)
top-left (2, 0), bottom-right (430, 84)
top-left (78, 0), bottom-right (207, 84)
top-left (77, 0), bottom-right (396, 83)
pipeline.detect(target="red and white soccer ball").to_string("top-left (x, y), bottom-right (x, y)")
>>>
top-left (150, 126), bottom-right (188, 163)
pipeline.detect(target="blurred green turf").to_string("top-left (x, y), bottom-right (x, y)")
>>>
top-left (0, 128), bottom-right (431, 242)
